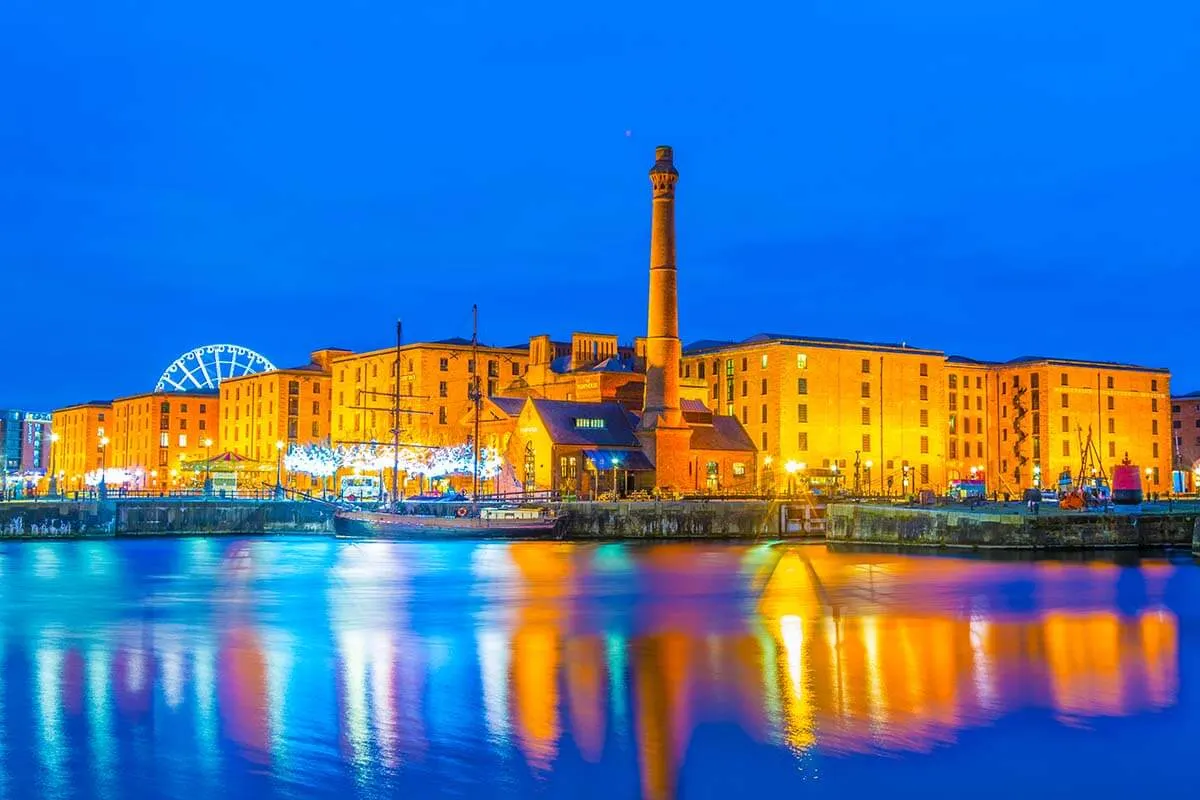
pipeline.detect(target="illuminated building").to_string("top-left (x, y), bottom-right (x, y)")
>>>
top-left (970, 357), bottom-right (1171, 495)
top-left (330, 339), bottom-right (527, 450)
top-left (48, 401), bottom-right (112, 493)
top-left (1, 409), bottom-right (51, 474)
top-left (219, 348), bottom-right (345, 464)
top-left (110, 391), bottom-right (220, 489)
top-left (1170, 390), bottom-right (1200, 490)
top-left (682, 336), bottom-right (947, 494)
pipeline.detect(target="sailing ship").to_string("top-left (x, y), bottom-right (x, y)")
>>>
top-left (332, 305), bottom-right (561, 539)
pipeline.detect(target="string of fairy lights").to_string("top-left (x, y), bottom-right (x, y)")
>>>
top-left (283, 443), bottom-right (503, 479)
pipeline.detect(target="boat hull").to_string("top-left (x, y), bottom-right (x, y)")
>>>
top-left (333, 510), bottom-right (563, 540)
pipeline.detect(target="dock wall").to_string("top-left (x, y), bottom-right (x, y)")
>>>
top-left (829, 504), bottom-right (1200, 549)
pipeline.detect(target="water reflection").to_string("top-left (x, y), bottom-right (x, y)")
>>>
top-left (0, 539), bottom-right (1189, 798)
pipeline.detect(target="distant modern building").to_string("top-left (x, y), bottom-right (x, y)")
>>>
top-left (1, 409), bottom-right (51, 476)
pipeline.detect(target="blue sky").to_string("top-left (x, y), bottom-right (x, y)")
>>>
top-left (3, 0), bottom-right (1198, 409)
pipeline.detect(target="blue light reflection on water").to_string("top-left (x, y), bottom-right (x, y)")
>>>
top-left (0, 537), bottom-right (1198, 799)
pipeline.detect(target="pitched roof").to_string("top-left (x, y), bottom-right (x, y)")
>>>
top-left (489, 396), bottom-right (526, 417)
top-left (529, 399), bottom-right (641, 447)
top-left (689, 415), bottom-right (756, 452)
top-left (684, 333), bottom-right (941, 357)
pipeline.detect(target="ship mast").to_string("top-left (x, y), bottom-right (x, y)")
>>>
top-left (471, 304), bottom-right (481, 501)
top-left (392, 319), bottom-right (402, 505)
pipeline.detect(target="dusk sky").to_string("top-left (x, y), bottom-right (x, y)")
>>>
top-left (4, 0), bottom-right (1198, 410)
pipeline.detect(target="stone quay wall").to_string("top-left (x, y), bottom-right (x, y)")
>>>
top-left (829, 503), bottom-right (1200, 550)
top-left (0, 499), bottom-right (334, 539)
top-left (553, 500), bottom-right (781, 539)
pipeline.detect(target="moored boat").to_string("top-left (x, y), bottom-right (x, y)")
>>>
top-left (333, 505), bottom-right (563, 539)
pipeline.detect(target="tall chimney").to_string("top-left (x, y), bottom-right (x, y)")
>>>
top-left (638, 146), bottom-right (691, 490)
top-left (641, 146), bottom-right (683, 430)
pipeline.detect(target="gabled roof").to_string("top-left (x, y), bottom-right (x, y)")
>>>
top-left (690, 415), bottom-right (756, 452)
top-left (529, 399), bottom-right (641, 447)
top-left (488, 396), bottom-right (526, 417)
top-left (1001, 355), bottom-right (1169, 373)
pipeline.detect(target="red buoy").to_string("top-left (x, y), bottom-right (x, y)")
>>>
top-left (1112, 454), bottom-right (1143, 505)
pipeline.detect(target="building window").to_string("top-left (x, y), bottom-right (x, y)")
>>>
top-left (199, 420), bottom-right (206, 431)
top-left (1173, 404), bottom-right (1180, 413)
top-left (920, 363), bottom-right (928, 377)
top-left (439, 358), bottom-right (449, 372)
top-left (949, 375), bottom-right (957, 389)
top-left (796, 353), bottom-right (807, 370)
top-left (1031, 391), bottom-right (1040, 410)
top-left (288, 419), bottom-right (298, 439)
top-left (861, 407), bottom-right (870, 425)
top-left (761, 354), bottom-right (768, 369)
top-left (733, 462), bottom-right (746, 477)
top-left (313, 381), bottom-right (320, 393)
top-left (1152, 379), bottom-right (1159, 392)
top-left (439, 381), bottom-right (448, 398)
top-left (488, 360), bottom-right (499, 378)
top-left (861, 358), bottom-right (870, 374)
top-left (288, 381), bottom-right (299, 396)
top-left (1032, 412), bottom-right (1040, 434)
top-left (1107, 376), bottom-right (1114, 389)
top-left (573, 418), bottom-right (606, 429)
top-left (798, 432), bottom-right (808, 451)
top-left (964, 417), bottom-right (971, 434)
top-left (1060, 393), bottom-right (1068, 408)
top-left (797, 378), bottom-right (808, 395)
top-left (797, 404), bottom-right (808, 423)
top-left (512, 362), bottom-right (521, 376)
top-left (760, 405), bottom-right (768, 423)
top-left (761, 432), bottom-right (768, 450)
top-left (1060, 373), bottom-right (1068, 386)
top-left (861, 382), bottom-right (870, 399)
top-left (1152, 442), bottom-right (1159, 458)
top-left (920, 385), bottom-right (928, 401)
top-left (862, 433), bottom-right (871, 452)
top-left (725, 359), bottom-right (734, 377)
top-left (311, 421), bottom-right (320, 437)
top-left (949, 439), bottom-right (958, 459)
top-left (760, 378), bottom-right (767, 395)
top-left (178, 434), bottom-right (187, 448)
top-left (160, 432), bottom-right (169, 447)
top-left (713, 384), bottom-right (720, 399)
top-left (1060, 415), bottom-right (1069, 433)
top-left (920, 436), bottom-right (929, 454)
top-left (949, 414), bottom-right (957, 435)
top-left (199, 404), bottom-right (206, 414)
top-left (288, 397), bottom-right (299, 416)
top-left (741, 380), bottom-right (748, 398)
top-left (920, 409), bottom-right (929, 427)
top-left (741, 407), bottom-right (748, 424)
top-left (949, 393), bottom-right (957, 411)
top-left (1152, 398), bottom-right (1159, 412)
top-left (1107, 396), bottom-right (1114, 410)
top-left (438, 407), bottom-right (448, 425)
top-left (1152, 419), bottom-right (1159, 435)
top-left (179, 419), bottom-right (188, 430)
top-left (313, 401), bottom-right (320, 414)
top-left (1061, 440), bottom-right (1070, 457)
top-left (698, 362), bottom-right (706, 380)
top-left (1109, 441), bottom-right (1116, 458)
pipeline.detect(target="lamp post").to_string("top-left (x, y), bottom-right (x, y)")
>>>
top-left (203, 438), bottom-right (214, 495)
top-left (98, 435), bottom-right (110, 499)
top-left (784, 460), bottom-right (799, 496)
top-left (864, 460), bottom-right (873, 496)
top-left (853, 450), bottom-right (862, 496)
top-left (762, 455), bottom-right (773, 496)
top-left (612, 455), bottom-right (622, 497)
top-left (48, 432), bottom-right (60, 497)
top-left (1032, 464), bottom-right (1042, 491)
top-left (275, 440), bottom-right (285, 499)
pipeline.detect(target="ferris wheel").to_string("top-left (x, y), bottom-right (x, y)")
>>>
top-left (155, 344), bottom-right (277, 392)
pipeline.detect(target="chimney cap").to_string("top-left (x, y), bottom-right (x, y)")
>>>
top-left (654, 145), bottom-right (673, 161)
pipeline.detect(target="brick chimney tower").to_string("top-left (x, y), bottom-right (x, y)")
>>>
top-left (638, 146), bottom-right (691, 489)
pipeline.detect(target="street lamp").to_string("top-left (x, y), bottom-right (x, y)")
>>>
top-left (1032, 464), bottom-right (1042, 490)
top-left (784, 460), bottom-right (799, 496)
top-left (864, 460), bottom-right (873, 495)
top-left (203, 437), bottom-right (214, 495)
top-left (98, 435), bottom-right (110, 499)
top-left (48, 432), bottom-right (60, 497)
top-left (275, 440), bottom-right (285, 499)
top-left (612, 455), bottom-right (622, 497)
